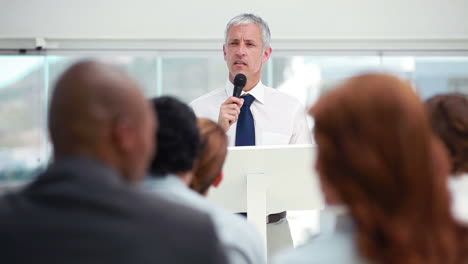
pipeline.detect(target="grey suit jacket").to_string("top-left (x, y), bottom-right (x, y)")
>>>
top-left (0, 157), bottom-right (226, 264)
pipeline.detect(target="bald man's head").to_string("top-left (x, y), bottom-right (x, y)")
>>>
top-left (49, 60), bottom-right (156, 183)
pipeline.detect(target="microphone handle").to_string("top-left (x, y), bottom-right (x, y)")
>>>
top-left (233, 86), bottom-right (242, 98)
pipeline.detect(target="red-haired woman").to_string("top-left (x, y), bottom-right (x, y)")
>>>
top-left (274, 74), bottom-right (467, 264)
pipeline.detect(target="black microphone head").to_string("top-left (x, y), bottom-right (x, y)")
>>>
top-left (233, 73), bottom-right (247, 87)
top-left (233, 74), bottom-right (247, 98)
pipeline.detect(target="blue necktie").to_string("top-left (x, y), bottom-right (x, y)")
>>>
top-left (235, 94), bottom-right (256, 146)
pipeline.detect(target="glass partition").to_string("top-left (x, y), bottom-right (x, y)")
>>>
top-left (381, 56), bottom-right (468, 99)
top-left (1, 52), bottom-right (467, 183)
top-left (0, 56), bottom-right (47, 182)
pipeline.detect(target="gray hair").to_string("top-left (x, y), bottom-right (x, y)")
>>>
top-left (224, 13), bottom-right (271, 49)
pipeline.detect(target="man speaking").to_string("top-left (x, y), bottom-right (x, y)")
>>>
top-left (190, 13), bottom-right (312, 257)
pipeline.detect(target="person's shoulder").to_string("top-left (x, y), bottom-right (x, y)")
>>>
top-left (265, 86), bottom-right (304, 106)
top-left (208, 202), bottom-right (263, 243)
top-left (212, 205), bottom-right (255, 231)
top-left (190, 88), bottom-right (227, 119)
top-left (190, 88), bottom-right (226, 107)
top-left (193, 197), bottom-right (256, 235)
top-left (0, 189), bottom-right (23, 219)
top-left (206, 203), bottom-right (265, 261)
top-left (127, 188), bottom-right (223, 249)
top-left (273, 231), bottom-right (368, 264)
top-left (146, 181), bottom-right (214, 215)
top-left (131, 187), bottom-right (209, 222)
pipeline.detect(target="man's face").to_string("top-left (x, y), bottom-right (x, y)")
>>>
top-left (223, 23), bottom-right (272, 84)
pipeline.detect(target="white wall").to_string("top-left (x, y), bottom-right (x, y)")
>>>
top-left (0, 0), bottom-right (467, 49)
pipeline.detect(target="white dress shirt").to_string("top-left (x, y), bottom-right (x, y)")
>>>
top-left (190, 81), bottom-right (312, 146)
top-left (144, 175), bottom-right (267, 264)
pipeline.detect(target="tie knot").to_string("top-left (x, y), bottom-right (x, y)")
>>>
top-left (241, 94), bottom-right (255, 107)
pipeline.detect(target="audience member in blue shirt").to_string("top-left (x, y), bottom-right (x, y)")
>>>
top-left (145, 96), bottom-right (266, 264)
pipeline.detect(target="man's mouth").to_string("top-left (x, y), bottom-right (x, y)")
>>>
top-left (234, 61), bottom-right (247, 66)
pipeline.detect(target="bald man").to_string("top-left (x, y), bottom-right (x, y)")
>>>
top-left (0, 61), bottom-right (226, 264)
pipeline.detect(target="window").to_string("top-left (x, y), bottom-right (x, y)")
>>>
top-left (381, 56), bottom-right (468, 99)
top-left (1, 52), bottom-right (467, 183)
top-left (0, 56), bottom-right (47, 182)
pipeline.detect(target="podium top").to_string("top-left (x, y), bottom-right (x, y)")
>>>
top-left (207, 144), bottom-right (324, 214)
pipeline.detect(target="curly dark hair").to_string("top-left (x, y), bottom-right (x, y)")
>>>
top-left (426, 93), bottom-right (468, 175)
top-left (149, 96), bottom-right (199, 176)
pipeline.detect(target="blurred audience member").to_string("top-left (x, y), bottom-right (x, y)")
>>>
top-left (0, 61), bottom-right (226, 264)
top-left (146, 97), bottom-right (266, 264)
top-left (274, 74), bottom-right (468, 264)
top-left (190, 118), bottom-right (228, 195)
top-left (426, 93), bottom-right (468, 223)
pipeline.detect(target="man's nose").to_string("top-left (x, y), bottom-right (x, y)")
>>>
top-left (235, 43), bottom-right (246, 56)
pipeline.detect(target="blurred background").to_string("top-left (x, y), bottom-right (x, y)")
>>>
top-left (1, 54), bottom-right (467, 181)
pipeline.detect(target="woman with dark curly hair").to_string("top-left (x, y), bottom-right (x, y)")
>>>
top-left (426, 93), bottom-right (468, 223)
top-left (274, 74), bottom-right (468, 264)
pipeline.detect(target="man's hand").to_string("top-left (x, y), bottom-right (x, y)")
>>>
top-left (218, 96), bottom-right (244, 132)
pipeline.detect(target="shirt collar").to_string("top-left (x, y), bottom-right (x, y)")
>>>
top-left (144, 173), bottom-right (188, 190)
top-left (224, 79), bottom-right (265, 104)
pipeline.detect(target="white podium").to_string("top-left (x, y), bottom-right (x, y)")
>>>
top-left (207, 144), bottom-right (324, 254)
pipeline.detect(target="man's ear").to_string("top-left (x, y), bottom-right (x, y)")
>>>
top-left (223, 44), bottom-right (227, 61)
top-left (262, 46), bottom-right (272, 64)
top-left (112, 118), bottom-right (135, 154)
top-left (212, 172), bottom-right (223, 187)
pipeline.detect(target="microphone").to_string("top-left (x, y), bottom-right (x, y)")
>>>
top-left (232, 74), bottom-right (247, 98)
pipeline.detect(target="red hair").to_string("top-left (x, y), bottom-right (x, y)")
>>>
top-left (191, 118), bottom-right (228, 194)
top-left (310, 74), bottom-right (468, 264)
